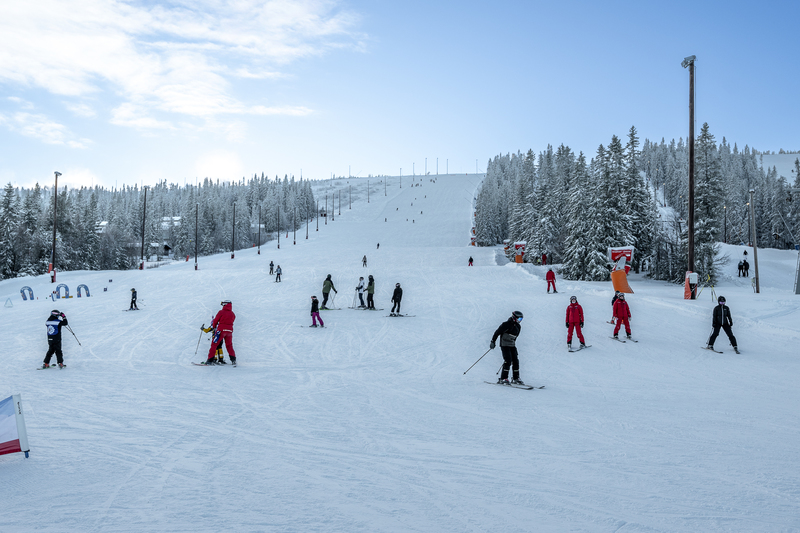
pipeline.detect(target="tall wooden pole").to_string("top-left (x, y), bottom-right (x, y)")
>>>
top-left (749, 189), bottom-right (760, 293)
top-left (50, 171), bottom-right (60, 282)
top-left (195, 203), bottom-right (198, 270)
top-left (683, 55), bottom-right (697, 275)
top-left (258, 205), bottom-right (261, 254)
top-left (140, 186), bottom-right (148, 270)
top-left (231, 202), bottom-right (236, 259)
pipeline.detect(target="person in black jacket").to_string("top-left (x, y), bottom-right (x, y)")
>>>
top-left (707, 296), bottom-right (739, 353)
top-left (43, 309), bottom-right (68, 368)
top-left (129, 288), bottom-right (139, 310)
top-left (490, 311), bottom-right (525, 385)
top-left (390, 283), bottom-right (403, 316)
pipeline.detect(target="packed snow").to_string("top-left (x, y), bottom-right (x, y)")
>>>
top-left (2, 174), bottom-right (799, 532)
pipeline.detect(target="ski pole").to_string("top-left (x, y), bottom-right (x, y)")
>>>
top-left (195, 324), bottom-right (205, 355)
top-left (496, 364), bottom-right (503, 375)
top-left (463, 348), bottom-right (492, 375)
top-left (66, 325), bottom-right (82, 346)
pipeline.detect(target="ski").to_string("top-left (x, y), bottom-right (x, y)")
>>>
top-left (37, 365), bottom-right (66, 370)
top-left (626, 338), bottom-right (639, 343)
top-left (568, 344), bottom-right (592, 352)
top-left (610, 336), bottom-right (626, 343)
top-left (305, 325), bottom-right (326, 328)
top-left (386, 314), bottom-right (415, 317)
top-left (484, 381), bottom-right (543, 390)
top-left (319, 308), bottom-right (342, 311)
top-left (701, 346), bottom-right (724, 354)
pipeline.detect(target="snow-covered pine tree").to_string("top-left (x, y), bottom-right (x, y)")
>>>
top-left (692, 122), bottom-right (723, 283)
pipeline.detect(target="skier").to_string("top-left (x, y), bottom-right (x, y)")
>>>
top-left (366, 275), bottom-right (375, 309)
top-left (377, 243), bottom-right (380, 249)
top-left (542, 253), bottom-right (547, 266)
top-left (737, 260), bottom-right (744, 277)
top-left (310, 296), bottom-right (324, 327)
top-left (468, 256), bottom-right (473, 266)
top-left (612, 293), bottom-right (632, 339)
top-left (269, 261), bottom-right (274, 275)
top-left (743, 259), bottom-right (750, 277)
top-left (321, 274), bottom-right (337, 309)
top-left (202, 324), bottom-right (229, 364)
top-left (129, 288), bottom-right (139, 310)
top-left (275, 265), bottom-right (282, 282)
top-left (706, 296), bottom-right (739, 353)
top-left (203, 301), bottom-right (236, 365)
top-left (356, 276), bottom-right (366, 307)
top-left (546, 268), bottom-right (557, 293)
top-left (390, 283), bottom-right (403, 316)
top-left (362, 255), bottom-right (367, 267)
top-left (566, 296), bottom-right (586, 349)
top-left (43, 309), bottom-right (68, 368)
top-left (489, 311), bottom-right (525, 385)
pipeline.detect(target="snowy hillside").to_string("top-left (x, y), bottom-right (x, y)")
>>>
top-left (2, 174), bottom-right (800, 532)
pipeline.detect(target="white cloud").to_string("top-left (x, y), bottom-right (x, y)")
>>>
top-left (0, 111), bottom-right (91, 148)
top-left (7, 96), bottom-right (35, 109)
top-left (59, 167), bottom-right (101, 188)
top-left (64, 102), bottom-right (97, 118)
top-left (0, 1), bottom-right (361, 128)
top-left (195, 150), bottom-right (245, 180)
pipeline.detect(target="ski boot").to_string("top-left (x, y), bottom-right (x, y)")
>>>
top-left (733, 346), bottom-right (740, 354)
top-left (580, 343), bottom-right (586, 348)
top-left (613, 334), bottom-right (619, 339)
top-left (217, 355), bottom-right (227, 364)
top-left (511, 378), bottom-right (525, 385)
top-left (626, 334), bottom-right (632, 339)
top-left (202, 359), bottom-right (216, 365)
top-left (497, 378), bottom-right (510, 385)
top-left (58, 363), bottom-right (66, 368)
top-left (229, 357), bottom-right (236, 366)
top-left (567, 342), bottom-right (572, 350)
top-left (41, 363), bottom-right (50, 369)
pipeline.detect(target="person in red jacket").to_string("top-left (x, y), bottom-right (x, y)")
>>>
top-left (203, 300), bottom-right (236, 365)
top-left (565, 296), bottom-right (586, 349)
top-left (546, 268), bottom-right (557, 293)
top-left (612, 293), bottom-right (632, 339)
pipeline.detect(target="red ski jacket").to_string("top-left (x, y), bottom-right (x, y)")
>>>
top-left (566, 303), bottom-right (583, 324)
top-left (613, 299), bottom-right (630, 319)
top-left (211, 302), bottom-right (236, 332)
top-left (546, 270), bottom-right (555, 282)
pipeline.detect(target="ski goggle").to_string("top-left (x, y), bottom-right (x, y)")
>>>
top-left (515, 316), bottom-right (523, 322)
top-left (570, 297), bottom-right (577, 302)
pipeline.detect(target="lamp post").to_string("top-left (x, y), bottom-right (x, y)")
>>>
top-left (723, 205), bottom-right (727, 243)
top-left (231, 202), bottom-right (236, 259)
top-left (681, 54), bottom-right (697, 275)
top-left (258, 205), bottom-right (261, 254)
top-left (195, 203), bottom-right (198, 270)
top-left (749, 189), bottom-right (760, 293)
top-left (316, 200), bottom-right (319, 231)
top-left (140, 186), bottom-right (148, 270)
top-left (293, 207), bottom-right (296, 245)
top-left (49, 171), bottom-right (61, 282)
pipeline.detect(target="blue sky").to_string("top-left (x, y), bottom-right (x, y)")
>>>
top-left (1, 0), bottom-right (798, 189)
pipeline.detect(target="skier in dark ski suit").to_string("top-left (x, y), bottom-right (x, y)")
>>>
top-left (269, 261), bottom-right (274, 275)
top-left (129, 288), bottom-right (139, 310)
top-left (707, 296), bottom-right (738, 352)
top-left (366, 275), bottom-right (375, 309)
top-left (390, 283), bottom-right (403, 315)
top-left (321, 274), bottom-right (337, 309)
top-left (490, 311), bottom-right (525, 385)
top-left (43, 310), bottom-right (68, 368)
top-left (204, 301), bottom-right (236, 364)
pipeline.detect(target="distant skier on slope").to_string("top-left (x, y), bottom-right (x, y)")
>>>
top-left (612, 293), bottom-right (632, 340)
top-left (129, 288), bottom-right (139, 310)
top-left (390, 283), bottom-right (403, 316)
top-left (362, 255), bottom-right (367, 267)
top-left (269, 261), bottom-right (274, 275)
top-left (275, 265), bottom-right (282, 282)
top-left (310, 296), bottom-right (324, 327)
top-left (321, 274), bottom-right (337, 309)
top-left (366, 275), bottom-right (375, 309)
top-left (490, 311), bottom-right (525, 385)
top-left (706, 296), bottom-right (739, 353)
top-left (43, 309), bottom-right (68, 368)
top-left (202, 301), bottom-right (236, 365)
top-left (468, 256), bottom-right (473, 266)
top-left (566, 296), bottom-right (586, 350)
top-left (546, 269), bottom-right (557, 293)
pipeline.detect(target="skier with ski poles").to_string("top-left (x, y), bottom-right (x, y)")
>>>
top-left (356, 277), bottom-right (366, 308)
top-left (366, 275), bottom-right (375, 309)
top-left (612, 293), bottom-right (632, 340)
top-left (490, 311), bottom-right (525, 385)
top-left (129, 288), bottom-right (139, 310)
top-left (202, 300), bottom-right (236, 365)
top-left (390, 283), bottom-right (403, 316)
top-left (321, 274), bottom-right (337, 309)
top-left (566, 296), bottom-right (587, 350)
top-left (706, 296), bottom-right (739, 353)
top-left (43, 309), bottom-right (69, 368)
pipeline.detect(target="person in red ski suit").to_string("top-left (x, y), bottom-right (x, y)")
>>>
top-left (612, 293), bottom-right (631, 338)
top-left (546, 269), bottom-right (557, 293)
top-left (565, 296), bottom-right (586, 348)
top-left (205, 300), bottom-right (236, 364)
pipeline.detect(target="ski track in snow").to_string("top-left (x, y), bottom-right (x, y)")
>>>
top-left (2, 174), bottom-right (800, 532)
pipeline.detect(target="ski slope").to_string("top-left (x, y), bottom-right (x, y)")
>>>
top-left (2, 174), bottom-right (800, 532)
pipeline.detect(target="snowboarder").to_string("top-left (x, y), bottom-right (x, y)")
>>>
top-left (546, 269), bottom-right (557, 293)
top-left (356, 277), bottom-right (366, 308)
top-left (203, 301), bottom-right (236, 365)
top-left (743, 259), bottom-right (750, 277)
top-left (362, 255), bottom-right (367, 267)
top-left (707, 296), bottom-right (739, 353)
top-left (310, 296), bottom-right (324, 327)
top-left (566, 296), bottom-right (586, 349)
top-left (275, 265), bottom-right (282, 282)
top-left (737, 260), bottom-right (744, 277)
top-left (390, 283), bottom-right (403, 316)
top-left (468, 256), bottom-right (473, 266)
top-left (612, 293), bottom-right (632, 339)
top-left (321, 274), bottom-right (337, 309)
top-left (43, 309), bottom-right (68, 368)
top-left (490, 311), bottom-right (525, 385)
top-left (129, 288), bottom-right (139, 310)
top-left (366, 275), bottom-right (375, 309)
top-left (269, 261), bottom-right (274, 275)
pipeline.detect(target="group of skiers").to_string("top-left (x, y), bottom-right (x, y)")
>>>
top-left (737, 259), bottom-right (750, 277)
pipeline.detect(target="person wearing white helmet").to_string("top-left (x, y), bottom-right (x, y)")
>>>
top-left (490, 311), bottom-right (525, 385)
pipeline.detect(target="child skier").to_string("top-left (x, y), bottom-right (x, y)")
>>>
top-left (546, 269), bottom-right (557, 293)
top-left (129, 288), bottom-right (139, 310)
top-left (310, 296), bottom-right (324, 327)
top-left (269, 261), bottom-right (274, 275)
top-left (390, 283), bottom-right (403, 316)
top-left (612, 293), bottom-right (632, 339)
top-left (43, 310), bottom-right (68, 368)
top-left (566, 296), bottom-right (586, 349)
top-left (490, 311), bottom-right (525, 385)
top-left (706, 296), bottom-right (739, 353)
top-left (203, 301), bottom-right (236, 365)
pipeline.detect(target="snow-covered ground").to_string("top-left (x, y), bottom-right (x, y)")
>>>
top-left (2, 174), bottom-right (800, 532)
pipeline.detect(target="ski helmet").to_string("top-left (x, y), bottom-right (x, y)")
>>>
top-left (369, 275), bottom-right (373, 279)
top-left (396, 283), bottom-right (400, 287)
top-left (618, 293), bottom-right (625, 300)
top-left (311, 295), bottom-right (317, 299)
top-left (512, 310), bottom-right (524, 320)
top-left (131, 288), bottom-right (135, 291)
top-left (51, 309), bottom-right (60, 315)
top-left (570, 296), bottom-right (577, 302)
top-left (718, 295), bottom-right (726, 304)
top-left (221, 300), bottom-right (231, 306)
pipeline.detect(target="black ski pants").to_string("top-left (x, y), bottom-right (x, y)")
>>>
top-left (708, 325), bottom-right (737, 348)
top-left (391, 300), bottom-right (401, 313)
top-left (322, 291), bottom-right (330, 307)
top-left (44, 338), bottom-right (64, 365)
top-left (500, 346), bottom-right (520, 380)
top-left (358, 293), bottom-right (365, 307)
top-left (367, 293), bottom-right (374, 309)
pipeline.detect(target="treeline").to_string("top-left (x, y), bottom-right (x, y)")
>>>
top-left (0, 175), bottom-right (316, 280)
top-left (474, 124), bottom-right (800, 283)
